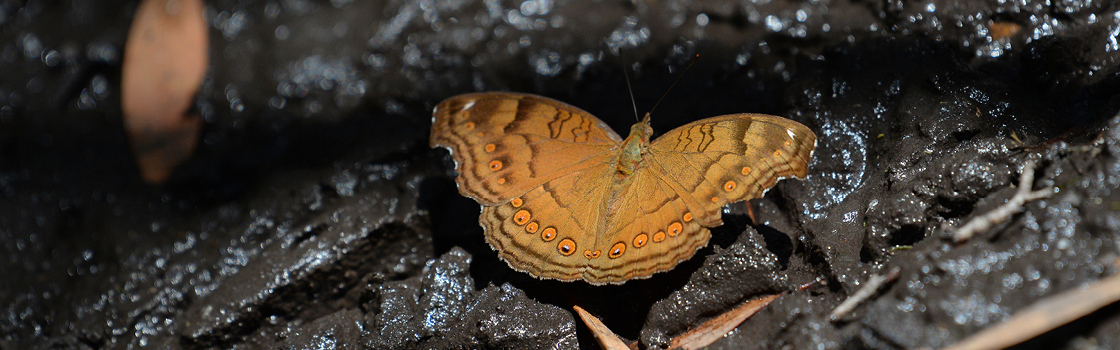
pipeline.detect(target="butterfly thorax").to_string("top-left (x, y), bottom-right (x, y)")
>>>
top-left (615, 115), bottom-right (653, 179)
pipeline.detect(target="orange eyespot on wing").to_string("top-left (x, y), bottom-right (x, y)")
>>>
top-left (558, 238), bottom-right (577, 256)
top-left (513, 210), bottom-right (531, 225)
top-left (608, 243), bottom-right (626, 259)
top-left (541, 227), bottom-right (557, 241)
top-left (668, 222), bottom-right (683, 237)
top-left (633, 233), bottom-right (648, 248)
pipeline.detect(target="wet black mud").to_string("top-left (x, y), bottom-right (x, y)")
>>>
top-left (3, 1), bottom-right (1120, 349)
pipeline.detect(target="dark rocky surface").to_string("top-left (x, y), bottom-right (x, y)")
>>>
top-left (3, 0), bottom-right (1120, 349)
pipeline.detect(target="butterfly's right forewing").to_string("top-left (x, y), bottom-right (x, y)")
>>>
top-left (647, 114), bottom-right (816, 227)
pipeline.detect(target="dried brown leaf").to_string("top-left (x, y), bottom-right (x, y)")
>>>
top-left (573, 304), bottom-right (632, 350)
top-left (122, 0), bottom-right (207, 183)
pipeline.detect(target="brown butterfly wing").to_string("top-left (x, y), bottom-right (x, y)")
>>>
top-left (430, 92), bottom-right (623, 206)
top-left (432, 92), bottom-right (627, 282)
top-left (578, 114), bottom-right (815, 283)
top-left (581, 167), bottom-right (712, 283)
top-left (481, 164), bottom-right (618, 282)
top-left (646, 114), bottom-right (817, 227)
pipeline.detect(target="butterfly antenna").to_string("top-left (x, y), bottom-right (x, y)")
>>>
top-left (648, 54), bottom-right (700, 118)
top-left (619, 50), bottom-right (640, 122)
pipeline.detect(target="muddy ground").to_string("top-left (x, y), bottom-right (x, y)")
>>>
top-left (3, 0), bottom-right (1120, 349)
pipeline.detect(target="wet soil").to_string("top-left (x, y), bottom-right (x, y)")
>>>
top-left (3, 0), bottom-right (1120, 349)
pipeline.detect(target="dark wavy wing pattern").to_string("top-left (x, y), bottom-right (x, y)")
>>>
top-left (648, 114), bottom-right (816, 227)
top-left (431, 93), bottom-right (621, 205)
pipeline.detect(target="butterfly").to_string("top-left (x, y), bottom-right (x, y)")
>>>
top-left (430, 92), bottom-right (816, 285)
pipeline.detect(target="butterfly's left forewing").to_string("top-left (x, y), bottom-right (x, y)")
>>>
top-left (431, 93), bottom-right (623, 205)
top-left (433, 92), bottom-right (631, 283)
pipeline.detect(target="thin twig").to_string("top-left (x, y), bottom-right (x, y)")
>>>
top-left (952, 159), bottom-right (1054, 243)
top-left (943, 262), bottom-right (1120, 350)
top-left (829, 267), bottom-right (901, 322)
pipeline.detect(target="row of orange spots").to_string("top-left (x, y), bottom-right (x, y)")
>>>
top-left (619, 216), bottom-right (690, 259)
top-left (630, 214), bottom-right (691, 252)
top-left (507, 195), bottom-right (693, 260)
top-left (510, 197), bottom-right (563, 253)
top-left (490, 157), bottom-right (507, 185)
top-left (486, 145), bottom-right (508, 184)
top-left (467, 117), bottom-right (499, 185)
top-left (723, 146), bottom-right (785, 201)
top-left (625, 218), bottom-right (688, 256)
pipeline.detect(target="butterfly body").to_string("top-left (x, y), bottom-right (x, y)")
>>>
top-left (431, 92), bottom-right (816, 285)
top-left (615, 115), bottom-right (652, 178)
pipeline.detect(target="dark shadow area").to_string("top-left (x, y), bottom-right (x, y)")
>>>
top-left (755, 224), bottom-right (794, 269)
